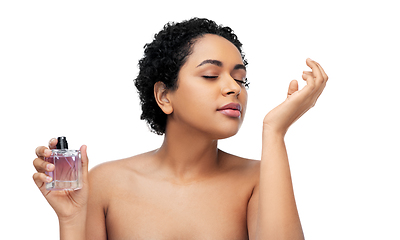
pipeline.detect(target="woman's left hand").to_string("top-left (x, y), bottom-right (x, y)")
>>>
top-left (263, 58), bottom-right (328, 136)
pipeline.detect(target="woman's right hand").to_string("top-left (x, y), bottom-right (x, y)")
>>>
top-left (33, 138), bottom-right (90, 223)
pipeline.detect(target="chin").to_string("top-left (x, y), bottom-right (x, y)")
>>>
top-left (211, 124), bottom-right (242, 140)
top-left (212, 116), bottom-right (244, 139)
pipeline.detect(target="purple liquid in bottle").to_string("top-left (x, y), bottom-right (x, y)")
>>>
top-left (44, 137), bottom-right (82, 191)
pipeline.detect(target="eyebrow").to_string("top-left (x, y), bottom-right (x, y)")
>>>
top-left (196, 59), bottom-right (246, 71)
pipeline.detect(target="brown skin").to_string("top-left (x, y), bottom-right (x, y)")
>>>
top-left (33, 34), bottom-right (328, 239)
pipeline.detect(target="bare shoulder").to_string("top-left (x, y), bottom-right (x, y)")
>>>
top-left (89, 150), bottom-right (156, 181)
top-left (87, 150), bottom-right (157, 210)
top-left (218, 149), bottom-right (260, 184)
top-left (88, 150), bottom-right (157, 200)
top-left (219, 149), bottom-right (260, 170)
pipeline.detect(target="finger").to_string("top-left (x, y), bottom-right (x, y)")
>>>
top-left (302, 71), bottom-right (313, 81)
top-left (35, 146), bottom-right (53, 158)
top-left (49, 138), bottom-right (58, 149)
top-left (298, 71), bottom-right (316, 95)
top-left (312, 63), bottom-right (328, 94)
top-left (33, 172), bottom-right (52, 190)
top-left (80, 145), bottom-right (89, 185)
top-left (33, 157), bottom-right (55, 173)
top-left (316, 62), bottom-right (328, 82)
top-left (287, 80), bottom-right (298, 97)
top-left (306, 58), bottom-right (323, 83)
top-left (303, 67), bottom-right (327, 96)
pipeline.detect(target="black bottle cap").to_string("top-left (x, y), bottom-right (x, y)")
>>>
top-left (56, 136), bottom-right (68, 149)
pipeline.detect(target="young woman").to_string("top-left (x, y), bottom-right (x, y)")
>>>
top-left (33, 18), bottom-right (328, 239)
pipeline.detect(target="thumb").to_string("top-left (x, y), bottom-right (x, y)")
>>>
top-left (287, 80), bottom-right (298, 97)
top-left (80, 145), bottom-right (89, 185)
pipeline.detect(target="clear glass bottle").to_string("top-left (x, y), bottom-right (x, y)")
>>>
top-left (45, 136), bottom-right (82, 191)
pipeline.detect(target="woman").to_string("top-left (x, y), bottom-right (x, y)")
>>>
top-left (33, 18), bottom-right (328, 239)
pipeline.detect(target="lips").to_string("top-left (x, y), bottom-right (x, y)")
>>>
top-left (217, 103), bottom-right (242, 118)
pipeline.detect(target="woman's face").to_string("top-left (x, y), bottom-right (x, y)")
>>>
top-left (167, 34), bottom-right (248, 139)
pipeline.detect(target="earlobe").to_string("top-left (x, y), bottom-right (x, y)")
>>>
top-left (154, 81), bottom-right (173, 114)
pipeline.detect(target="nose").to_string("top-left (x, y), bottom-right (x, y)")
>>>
top-left (221, 75), bottom-right (241, 97)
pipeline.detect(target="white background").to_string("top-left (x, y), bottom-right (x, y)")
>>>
top-left (1, 0), bottom-right (399, 239)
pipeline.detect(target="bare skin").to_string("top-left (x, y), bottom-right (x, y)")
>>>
top-left (33, 34), bottom-right (328, 239)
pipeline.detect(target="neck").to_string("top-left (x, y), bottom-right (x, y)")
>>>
top-left (153, 122), bottom-right (220, 183)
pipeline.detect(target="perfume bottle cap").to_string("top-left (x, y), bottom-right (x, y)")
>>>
top-left (56, 136), bottom-right (68, 149)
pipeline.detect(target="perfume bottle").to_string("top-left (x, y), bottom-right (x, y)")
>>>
top-left (45, 136), bottom-right (82, 191)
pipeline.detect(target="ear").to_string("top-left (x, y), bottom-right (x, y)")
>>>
top-left (154, 81), bottom-right (173, 115)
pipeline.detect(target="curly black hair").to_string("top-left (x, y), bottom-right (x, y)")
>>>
top-left (134, 17), bottom-right (247, 135)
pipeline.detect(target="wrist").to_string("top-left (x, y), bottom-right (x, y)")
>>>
top-left (58, 205), bottom-right (87, 224)
top-left (59, 220), bottom-right (86, 240)
top-left (262, 124), bottom-right (286, 139)
top-left (58, 209), bottom-right (87, 240)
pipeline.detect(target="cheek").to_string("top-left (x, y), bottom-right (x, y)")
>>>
top-left (239, 90), bottom-right (248, 116)
top-left (170, 82), bottom-right (217, 120)
top-left (174, 77), bottom-right (219, 108)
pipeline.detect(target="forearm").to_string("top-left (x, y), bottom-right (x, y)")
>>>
top-left (59, 211), bottom-right (87, 240)
top-left (256, 128), bottom-right (304, 240)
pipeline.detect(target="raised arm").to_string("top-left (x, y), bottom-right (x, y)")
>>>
top-left (253, 58), bottom-right (328, 239)
top-left (33, 139), bottom-right (90, 240)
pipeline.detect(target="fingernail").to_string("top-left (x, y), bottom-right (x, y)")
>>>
top-left (44, 149), bottom-right (52, 156)
top-left (46, 164), bottom-right (53, 171)
top-left (46, 176), bottom-right (52, 183)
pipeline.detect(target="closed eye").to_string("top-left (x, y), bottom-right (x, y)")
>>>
top-left (235, 78), bottom-right (250, 88)
top-left (202, 76), bottom-right (218, 79)
top-left (202, 76), bottom-right (249, 88)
